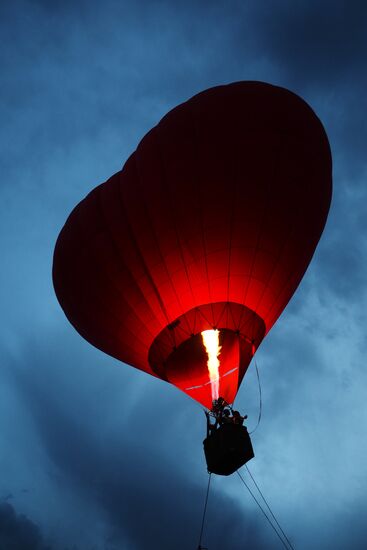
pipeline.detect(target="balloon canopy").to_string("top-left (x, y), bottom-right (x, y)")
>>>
top-left (53, 81), bottom-right (332, 409)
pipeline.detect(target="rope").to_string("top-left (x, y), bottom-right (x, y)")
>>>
top-left (249, 358), bottom-right (262, 434)
top-left (236, 471), bottom-right (293, 550)
top-left (197, 473), bottom-right (211, 550)
top-left (245, 465), bottom-right (295, 550)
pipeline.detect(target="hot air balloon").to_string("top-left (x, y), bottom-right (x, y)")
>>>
top-left (53, 81), bottom-right (332, 475)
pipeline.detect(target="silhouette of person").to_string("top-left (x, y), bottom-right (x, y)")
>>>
top-left (221, 408), bottom-right (233, 425)
top-left (232, 410), bottom-right (248, 425)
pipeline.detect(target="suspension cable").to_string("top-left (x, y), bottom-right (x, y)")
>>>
top-left (197, 473), bottom-right (212, 550)
top-left (249, 358), bottom-right (262, 434)
top-left (245, 465), bottom-right (295, 550)
top-left (236, 471), bottom-right (293, 550)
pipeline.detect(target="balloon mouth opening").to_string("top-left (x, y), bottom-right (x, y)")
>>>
top-left (148, 302), bottom-right (265, 408)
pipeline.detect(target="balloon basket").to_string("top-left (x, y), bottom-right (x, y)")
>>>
top-left (203, 424), bottom-right (254, 476)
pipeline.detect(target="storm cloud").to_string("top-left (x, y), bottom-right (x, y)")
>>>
top-left (0, 501), bottom-right (50, 550)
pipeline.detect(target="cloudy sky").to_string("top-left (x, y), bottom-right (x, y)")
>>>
top-left (1, 1), bottom-right (366, 548)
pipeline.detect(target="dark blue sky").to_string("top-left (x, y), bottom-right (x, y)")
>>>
top-left (1, 1), bottom-right (367, 548)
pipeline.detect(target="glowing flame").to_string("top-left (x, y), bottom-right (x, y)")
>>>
top-left (201, 329), bottom-right (221, 401)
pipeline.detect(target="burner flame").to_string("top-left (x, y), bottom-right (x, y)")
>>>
top-left (201, 329), bottom-right (221, 401)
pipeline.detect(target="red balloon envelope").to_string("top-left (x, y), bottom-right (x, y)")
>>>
top-left (53, 81), bottom-right (332, 409)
